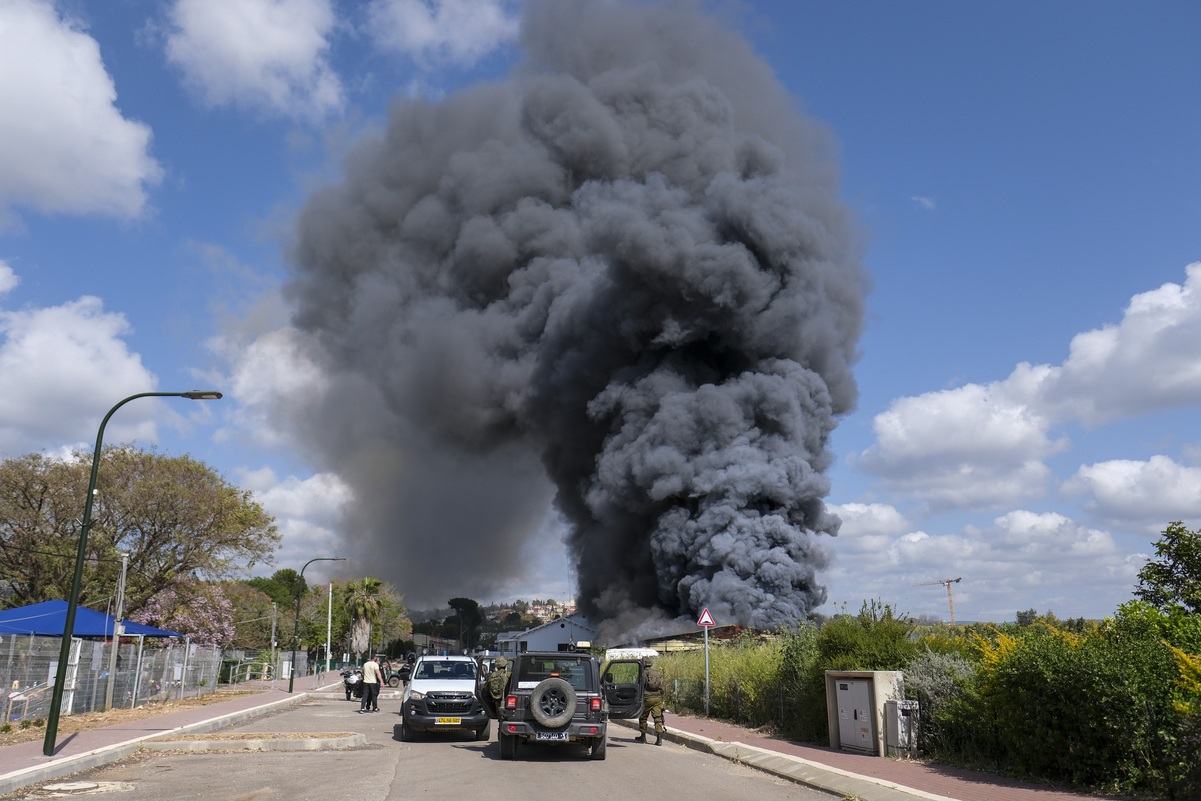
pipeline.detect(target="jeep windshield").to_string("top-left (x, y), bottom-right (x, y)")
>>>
top-left (515, 656), bottom-right (593, 691)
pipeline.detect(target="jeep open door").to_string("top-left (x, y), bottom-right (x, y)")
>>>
top-left (602, 659), bottom-right (644, 718)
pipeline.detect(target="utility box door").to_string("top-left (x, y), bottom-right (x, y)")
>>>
top-left (835, 680), bottom-right (873, 751)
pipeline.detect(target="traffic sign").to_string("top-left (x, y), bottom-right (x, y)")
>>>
top-left (697, 608), bottom-right (716, 627)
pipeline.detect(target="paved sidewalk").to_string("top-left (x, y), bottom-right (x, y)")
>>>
top-left (0, 678), bottom-right (1114, 801)
top-left (613, 713), bottom-right (1112, 801)
top-left (0, 672), bottom-right (342, 796)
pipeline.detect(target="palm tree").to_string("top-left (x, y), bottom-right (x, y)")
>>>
top-left (343, 577), bottom-right (383, 660)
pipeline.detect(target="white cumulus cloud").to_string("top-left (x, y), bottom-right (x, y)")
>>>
top-left (365, 0), bottom-right (519, 66)
top-left (855, 264), bottom-right (1201, 511)
top-left (0, 0), bottom-right (161, 223)
top-left (165, 0), bottom-right (343, 120)
top-left (857, 369), bottom-right (1064, 509)
top-left (236, 466), bottom-right (353, 576)
top-left (0, 294), bottom-right (159, 455)
top-left (1042, 262), bottom-right (1201, 423)
top-left (209, 323), bottom-right (329, 450)
top-left (0, 260), bottom-right (17, 294)
top-left (1064, 455), bottom-right (1201, 527)
top-left (822, 507), bottom-right (1137, 621)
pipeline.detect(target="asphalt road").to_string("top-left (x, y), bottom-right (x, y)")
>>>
top-left (6, 695), bottom-right (838, 801)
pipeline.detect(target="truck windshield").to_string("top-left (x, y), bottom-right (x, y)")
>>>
top-left (416, 660), bottom-right (476, 679)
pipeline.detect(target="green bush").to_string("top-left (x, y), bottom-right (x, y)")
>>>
top-left (969, 604), bottom-right (1193, 796)
top-left (777, 623), bottom-right (824, 741)
top-left (816, 600), bottom-right (919, 671)
top-left (903, 648), bottom-right (983, 762)
top-left (656, 597), bottom-right (1201, 799)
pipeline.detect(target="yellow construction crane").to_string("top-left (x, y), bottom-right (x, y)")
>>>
top-left (913, 577), bottom-right (962, 625)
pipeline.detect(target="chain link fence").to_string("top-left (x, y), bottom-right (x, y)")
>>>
top-left (1, 634), bottom-right (222, 723)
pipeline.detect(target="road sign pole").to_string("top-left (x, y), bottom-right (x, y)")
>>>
top-left (697, 606), bottom-right (715, 717)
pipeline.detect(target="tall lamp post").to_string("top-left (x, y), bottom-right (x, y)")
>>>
top-left (43, 390), bottom-right (223, 756)
top-left (290, 557), bottom-right (345, 693)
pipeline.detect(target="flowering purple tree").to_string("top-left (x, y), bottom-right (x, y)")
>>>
top-left (131, 583), bottom-right (235, 648)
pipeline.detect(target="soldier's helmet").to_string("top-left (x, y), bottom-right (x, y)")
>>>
top-left (642, 655), bottom-right (656, 667)
top-left (495, 655), bottom-right (508, 669)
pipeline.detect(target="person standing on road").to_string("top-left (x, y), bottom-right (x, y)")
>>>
top-left (483, 655), bottom-right (509, 718)
top-left (360, 654), bottom-right (382, 713)
top-left (635, 655), bottom-right (666, 745)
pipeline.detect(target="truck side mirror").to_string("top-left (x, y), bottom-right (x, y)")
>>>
top-left (604, 672), bottom-right (613, 683)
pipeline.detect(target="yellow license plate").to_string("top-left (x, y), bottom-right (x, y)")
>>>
top-left (435, 717), bottom-right (462, 725)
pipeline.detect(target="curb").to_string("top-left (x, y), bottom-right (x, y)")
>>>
top-left (142, 732), bottom-right (368, 752)
top-left (610, 719), bottom-right (953, 801)
top-left (0, 693), bottom-right (310, 796)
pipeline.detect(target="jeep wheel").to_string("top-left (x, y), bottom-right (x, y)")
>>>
top-left (590, 735), bottom-right (607, 760)
top-left (529, 677), bottom-right (576, 728)
top-left (400, 719), bottom-right (415, 742)
top-left (499, 732), bottom-right (516, 760)
top-left (388, 676), bottom-right (400, 688)
top-left (475, 721), bottom-right (491, 741)
top-left (345, 689), bottom-right (352, 701)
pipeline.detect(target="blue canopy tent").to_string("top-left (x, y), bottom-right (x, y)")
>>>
top-left (0, 600), bottom-right (183, 638)
top-left (0, 601), bottom-right (184, 714)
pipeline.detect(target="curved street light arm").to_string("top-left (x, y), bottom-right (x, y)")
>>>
top-left (289, 557), bottom-right (346, 693)
top-left (43, 391), bottom-right (222, 756)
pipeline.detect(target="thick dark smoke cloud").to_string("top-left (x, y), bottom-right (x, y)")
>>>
top-left (284, 0), bottom-right (866, 632)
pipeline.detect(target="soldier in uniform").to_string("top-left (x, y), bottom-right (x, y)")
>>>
top-left (483, 655), bottom-right (509, 718)
top-left (635, 655), bottom-right (666, 745)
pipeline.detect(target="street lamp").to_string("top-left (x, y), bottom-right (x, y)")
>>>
top-left (289, 557), bottom-right (345, 693)
top-left (43, 390), bottom-right (223, 756)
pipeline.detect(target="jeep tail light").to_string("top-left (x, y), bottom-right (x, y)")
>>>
top-left (505, 695), bottom-right (517, 710)
top-left (589, 697), bottom-right (602, 712)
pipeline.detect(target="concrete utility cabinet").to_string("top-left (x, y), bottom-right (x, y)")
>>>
top-left (825, 670), bottom-right (905, 757)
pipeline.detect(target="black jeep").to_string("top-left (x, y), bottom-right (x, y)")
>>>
top-left (491, 650), bottom-right (643, 760)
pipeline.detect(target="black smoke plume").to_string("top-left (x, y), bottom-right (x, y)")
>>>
top-left (284, 0), bottom-right (866, 632)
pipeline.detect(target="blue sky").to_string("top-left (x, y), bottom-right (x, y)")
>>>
top-left (1, 0), bottom-right (1199, 623)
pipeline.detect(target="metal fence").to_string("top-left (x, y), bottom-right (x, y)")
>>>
top-left (217, 649), bottom-right (311, 687)
top-left (664, 676), bottom-right (819, 738)
top-left (1, 634), bottom-right (222, 723)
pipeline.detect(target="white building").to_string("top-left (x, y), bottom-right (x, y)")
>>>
top-left (495, 612), bottom-right (597, 657)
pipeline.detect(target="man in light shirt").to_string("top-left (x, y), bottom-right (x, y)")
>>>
top-left (360, 654), bottom-right (382, 713)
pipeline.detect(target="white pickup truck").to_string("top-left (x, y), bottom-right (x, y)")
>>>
top-left (400, 654), bottom-right (490, 741)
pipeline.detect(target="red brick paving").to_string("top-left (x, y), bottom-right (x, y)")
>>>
top-left (660, 712), bottom-right (1116, 801)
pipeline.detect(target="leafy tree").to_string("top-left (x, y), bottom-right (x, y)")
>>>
top-left (1016, 608), bottom-right (1038, 626)
top-left (130, 581), bottom-right (235, 647)
top-left (448, 597), bottom-right (482, 649)
top-left (224, 582), bottom-right (277, 651)
top-left (0, 448), bottom-right (279, 613)
top-left (1136, 521), bottom-right (1201, 614)
top-left (246, 569), bottom-right (306, 608)
top-left (373, 590), bottom-right (412, 657)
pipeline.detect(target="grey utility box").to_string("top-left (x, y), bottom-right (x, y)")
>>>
top-left (884, 699), bottom-right (920, 758)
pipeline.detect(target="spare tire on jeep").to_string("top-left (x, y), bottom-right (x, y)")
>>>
top-left (528, 677), bottom-right (575, 728)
